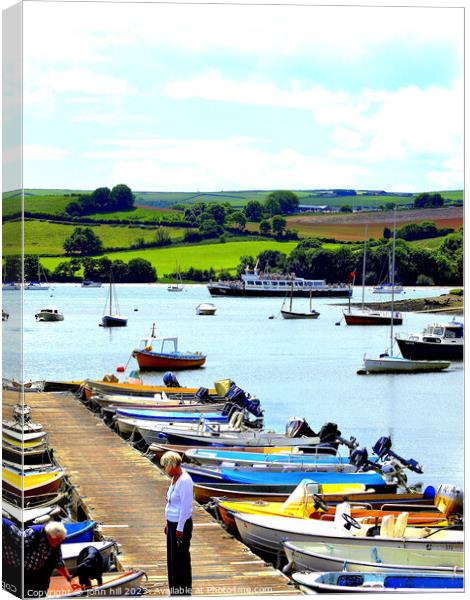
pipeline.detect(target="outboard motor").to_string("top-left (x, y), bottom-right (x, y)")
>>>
top-left (195, 387), bottom-right (209, 401)
top-left (13, 404), bottom-right (32, 425)
top-left (318, 422), bottom-right (341, 445)
top-left (225, 384), bottom-right (264, 421)
top-left (373, 436), bottom-right (423, 474)
top-left (286, 418), bottom-right (317, 438)
top-left (349, 447), bottom-right (370, 471)
top-left (163, 372), bottom-right (180, 388)
top-left (434, 484), bottom-right (463, 517)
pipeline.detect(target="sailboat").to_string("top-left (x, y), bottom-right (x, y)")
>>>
top-left (101, 272), bottom-right (127, 327)
top-left (343, 226), bottom-right (402, 326)
top-left (281, 284), bottom-right (319, 319)
top-left (362, 213), bottom-right (450, 374)
top-left (373, 249), bottom-right (403, 294)
top-left (25, 263), bottom-right (49, 291)
top-left (2, 264), bottom-right (20, 290)
top-left (168, 264), bottom-right (184, 292)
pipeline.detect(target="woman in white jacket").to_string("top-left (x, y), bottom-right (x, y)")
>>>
top-left (161, 451), bottom-right (194, 596)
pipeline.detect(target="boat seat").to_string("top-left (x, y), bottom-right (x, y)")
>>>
top-left (393, 512), bottom-right (409, 537)
top-left (379, 514), bottom-right (395, 538)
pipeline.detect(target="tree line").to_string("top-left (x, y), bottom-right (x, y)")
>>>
top-left (233, 230), bottom-right (463, 286)
top-left (64, 184), bottom-right (134, 218)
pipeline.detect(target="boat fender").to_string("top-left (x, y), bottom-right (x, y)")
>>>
top-left (229, 411), bottom-right (243, 429)
top-left (282, 561), bottom-right (294, 575)
top-left (144, 345), bottom-right (152, 352)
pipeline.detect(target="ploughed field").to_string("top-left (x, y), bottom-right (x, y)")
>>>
top-left (285, 207), bottom-right (463, 241)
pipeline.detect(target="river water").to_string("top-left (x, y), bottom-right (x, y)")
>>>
top-left (2, 284), bottom-right (464, 489)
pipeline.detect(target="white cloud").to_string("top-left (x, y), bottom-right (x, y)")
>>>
top-left (81, 136), bottom-right (369, 191)
top-left (71, 112), bottom-right (159, 126)
top-left (32, 69), bottom-right (134, 96)
top-left (24, 144), bottom-right (71, 161)
top-left (23, 3), bottom-right (462, 63)
top-left (163, 72), bottom-right (462, 165)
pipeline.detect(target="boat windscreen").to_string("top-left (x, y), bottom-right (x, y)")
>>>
top-left (280, 479), bottom-right (320, 517)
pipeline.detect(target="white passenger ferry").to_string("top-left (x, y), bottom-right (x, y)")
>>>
top-left (207, 266), bottom-right (351, 297)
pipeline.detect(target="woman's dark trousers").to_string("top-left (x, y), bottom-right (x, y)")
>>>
top-left (166, 518), bottom-right (192, 595)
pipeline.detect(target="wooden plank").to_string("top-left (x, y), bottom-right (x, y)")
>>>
top-left (3, 392), bottom-right (300, 596)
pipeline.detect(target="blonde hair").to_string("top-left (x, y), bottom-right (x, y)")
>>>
top-left (44, 521), bottom-right (67, 540)
top-left (160, 451), bottom-right (182, 469)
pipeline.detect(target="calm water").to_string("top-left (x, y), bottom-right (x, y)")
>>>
top-left (2, 284), bottom-right (464, 489)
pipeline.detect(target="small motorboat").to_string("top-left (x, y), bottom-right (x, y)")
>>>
top-left (81, 279), bottom-right (102, 288)
top-left (291, 571), bottom-right (463, 594)
top-left (63, 520), bottom-right (96, 544)
top-left (2, 282), bottom-right (21, 290)
top-left (283, 538), bottom-right (464, 575)
top-left (396, 319), bottom-right (464, 361)
top-left (234, 512), bottom-right (463, 561)
top-left (47, 570), bottom-right (146, 598)
top-left (35, 307), bottom-right (64, 322)
top-left (184, 464), bottom-right (390, 488)
top-left (196, 303), bottom-right (217, 315)
top-left (2, 499), bottom-right (62, 525)
top-left (2, 309), bottom-right (9, 321)
top-left (132, 323), bottom-right (206, 370)
top-left (2, 464), bottom-right (65, 498)
top-left (60, 541), bottom-right (117, 574)
top-left (373, 283), bottom-right (404, 294)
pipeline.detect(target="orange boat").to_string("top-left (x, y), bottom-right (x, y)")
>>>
top-left (213, 480), bottom-right (450, 534)
top-left (47, 570), bottom-right (146, 597)
top-left (132, 324), bottom-right (206, 371)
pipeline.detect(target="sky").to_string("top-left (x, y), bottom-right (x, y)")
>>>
top-left (7, 1), bottom-right (466, 192)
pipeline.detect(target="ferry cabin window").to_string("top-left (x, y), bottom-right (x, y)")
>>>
top-left (279, 282), bottom-right (286, 286)
top-left (255, 281), bottom-right (262, 285)
top-left (433, 328), bottom-right (444, 336)
top-left (445, 329), bottom-right (461, 339)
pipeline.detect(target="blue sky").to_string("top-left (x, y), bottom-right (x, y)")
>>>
top-left (16, 1), bottom-right (464, 193)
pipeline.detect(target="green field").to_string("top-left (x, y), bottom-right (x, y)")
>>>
top-left (80, 206), bottom-right (182, 222)
top-left (408, 236), bottom-right (447, 249)
top-left (2, 194), bottom-right (182, 221)
top-left (3, 221), bottom-right (190, 255)
top-left (40, 239), bottom-right (299, 278)
top-left (3, 195), bottom-right (72, 217)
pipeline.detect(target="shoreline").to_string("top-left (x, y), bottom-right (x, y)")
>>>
top-left (347, 293), bottom-right (464, 315)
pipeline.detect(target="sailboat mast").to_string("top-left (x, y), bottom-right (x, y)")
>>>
top-left (361, 225), bottom-right (368, 310)
top-left (290, 282), bottom-right (293, 311)
top-left (109, 273), bottom-right (113, 315)
top-left (390, 211), bottom-right (397, 353)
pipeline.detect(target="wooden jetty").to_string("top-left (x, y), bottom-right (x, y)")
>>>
top-left (3, 392), bottom-right (300, 596)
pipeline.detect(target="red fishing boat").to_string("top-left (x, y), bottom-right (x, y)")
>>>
top-left (132, 323), bottom-right (206, 370)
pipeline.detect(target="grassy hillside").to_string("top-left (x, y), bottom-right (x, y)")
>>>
top-left (40, 239), bottom-right (299, 278)
top-left (3, 221), bottom-right (190, 255)
top-left (3, 195), bottom-right (72, 217)
top-left (408, 236), bottom-right (447, 249)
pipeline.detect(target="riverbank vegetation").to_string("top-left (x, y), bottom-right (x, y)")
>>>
top-left (2, 185), bottom-right (463, 284)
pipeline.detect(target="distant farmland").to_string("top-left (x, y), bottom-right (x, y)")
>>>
top-left (284, 207), bottom-right (463, 241)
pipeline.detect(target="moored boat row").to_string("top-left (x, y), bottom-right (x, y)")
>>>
top-left (1, 403), bottom-right (146, 598)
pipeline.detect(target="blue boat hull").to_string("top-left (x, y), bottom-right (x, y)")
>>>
top-left (64, 521), bottom-right (96, 544)
top-left (116, 408), bottom-right (227, 422)
top-left (184, 465), bottom-right (387, 488)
